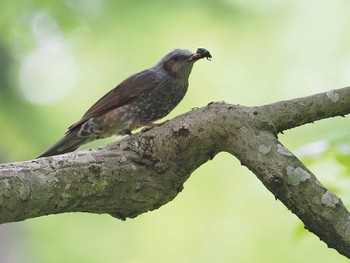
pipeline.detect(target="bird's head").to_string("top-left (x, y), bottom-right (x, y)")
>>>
top-left (157, 48), bottom-right (211, 79)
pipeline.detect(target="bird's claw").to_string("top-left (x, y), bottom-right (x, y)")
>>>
top-left (141, 121), bottom-right (168, 133)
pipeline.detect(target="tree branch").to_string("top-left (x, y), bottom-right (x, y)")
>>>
top-left (1, 87), bottom-right (350, 257)
top-left (260, 86), bottom-right (350, 133)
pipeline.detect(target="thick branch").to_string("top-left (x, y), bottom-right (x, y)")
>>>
top-left (1, 87), bottom-right (350, 257)
top-left (260, 86), bottom-right (350, 133)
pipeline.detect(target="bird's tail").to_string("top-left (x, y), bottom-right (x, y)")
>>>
top-left (37, 130), bottom-right (90, 158)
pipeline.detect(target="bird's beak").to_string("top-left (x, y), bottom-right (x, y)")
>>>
top-left (188, 48), bottom-right (212, 62)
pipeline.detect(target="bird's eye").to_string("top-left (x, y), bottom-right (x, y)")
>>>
top-left (172, 55), bottom-right (180, 61)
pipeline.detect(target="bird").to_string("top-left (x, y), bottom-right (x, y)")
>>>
top-left (37, 48), bottom-right (212, 158)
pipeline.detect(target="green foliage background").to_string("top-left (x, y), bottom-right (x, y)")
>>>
top-left (1, 0), bottom-right (350, 262)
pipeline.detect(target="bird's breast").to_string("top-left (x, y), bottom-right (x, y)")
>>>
top-left (128, 79), bottom-right (188, 123)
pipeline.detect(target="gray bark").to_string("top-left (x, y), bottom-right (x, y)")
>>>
top-left (1, 87), bottom-right (350, 257)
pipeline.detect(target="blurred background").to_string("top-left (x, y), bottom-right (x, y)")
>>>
top-left (1, 0), bottom-right (350, 262)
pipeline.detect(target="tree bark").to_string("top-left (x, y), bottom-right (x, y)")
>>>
top-left (1, 87), bottom-right (350, 257)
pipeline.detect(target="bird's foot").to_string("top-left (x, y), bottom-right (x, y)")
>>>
top-left (121, 129), bottom-right (133, 135)
top-left (141, 121), bottom-right (168, 133)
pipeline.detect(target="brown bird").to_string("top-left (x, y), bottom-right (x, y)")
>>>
top-left (38, 48), bottom-right (212, 158)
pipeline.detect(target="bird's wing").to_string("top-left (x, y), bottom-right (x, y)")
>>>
top-left (68, 68), bottom-right (158, 131)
